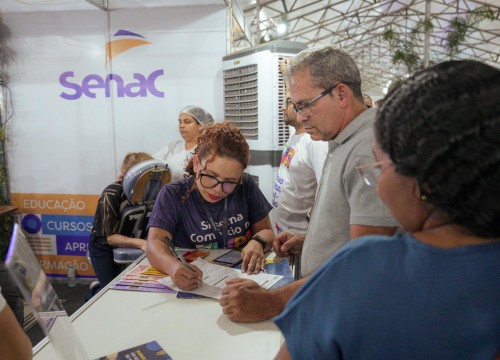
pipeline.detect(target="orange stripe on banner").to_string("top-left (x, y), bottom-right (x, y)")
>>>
top-left (12, 193), bottom-right (99, 216)
top-left (28, 238), bottom-right (53, 244)
top-left (36, 254), bottom-right (95, 277)
top-left (30, 245), bottom-right (52, 250)
top-left (106, 39), bottom-right (152, 63)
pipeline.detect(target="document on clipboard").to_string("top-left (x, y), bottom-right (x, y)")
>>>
top-left (158, 258), bottom-right (283, 299)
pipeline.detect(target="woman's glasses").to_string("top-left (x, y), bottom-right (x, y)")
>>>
top-left (355, 156), bottom-right (392, 187)
top-left (199, 173), bottom-right (240, 194)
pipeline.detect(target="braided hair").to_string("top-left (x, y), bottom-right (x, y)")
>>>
top-left (375, 60), bottom-right (500, 238)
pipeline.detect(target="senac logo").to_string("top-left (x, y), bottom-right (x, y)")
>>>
top-left (59, 29), bottom-right (165, 100)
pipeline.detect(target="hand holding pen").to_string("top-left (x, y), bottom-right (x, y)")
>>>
top-left (165, 237), bottom-right (203, 290)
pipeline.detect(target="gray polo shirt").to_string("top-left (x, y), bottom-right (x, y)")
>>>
top-left (301, 108), bottom-right (398, 277)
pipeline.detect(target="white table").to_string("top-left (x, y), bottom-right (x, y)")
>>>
top-left (33, 252), bottom-right (283, 359)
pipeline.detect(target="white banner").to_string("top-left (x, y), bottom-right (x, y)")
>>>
top-left (4, 5), bottom-right (227, 277)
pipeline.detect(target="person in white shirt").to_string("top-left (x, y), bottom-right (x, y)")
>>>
top-left (0, 287), bottom-right (32, 359)
top-left (154, 106), bottom-right (214, 181)
top-left (270, 93), bottom-right (327, 235)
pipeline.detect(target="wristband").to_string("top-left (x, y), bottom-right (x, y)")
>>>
top-left (250, 234), bottom-right (267, 250)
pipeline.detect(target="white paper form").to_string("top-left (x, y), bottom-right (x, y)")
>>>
top-left (158, 258), bottom-right (283, 299)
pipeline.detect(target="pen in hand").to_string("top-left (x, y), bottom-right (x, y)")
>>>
top-left (165, 237), bottom-right (196, 273)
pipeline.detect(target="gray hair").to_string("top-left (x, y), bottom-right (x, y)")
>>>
top-left (287, 45), bottom-right (363, 101)
top-left (179, 105), bottom-right (214, 126)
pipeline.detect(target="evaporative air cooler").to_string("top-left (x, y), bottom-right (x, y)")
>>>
top-left (222, 40), bottom-right (307, 202)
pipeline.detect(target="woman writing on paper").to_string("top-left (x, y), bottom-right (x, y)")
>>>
top-left (147, 122), bottom-right (274, 291)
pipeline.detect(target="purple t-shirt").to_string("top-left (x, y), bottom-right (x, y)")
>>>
top-left (148, 174), bottom-right (272, 249)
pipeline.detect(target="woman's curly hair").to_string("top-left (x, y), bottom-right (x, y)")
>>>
top-left (375, 60), bottom-right (500, 238)
top-left (182, 122), bottom-right (249, 202)
top-left (185, 122), bottom-right (249, 175)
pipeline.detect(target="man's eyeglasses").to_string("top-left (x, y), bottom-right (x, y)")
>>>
top-left (199, 173), bottom-right (240, 194)
top-left (292, 83), bottom-right (341, 116)
top-left (355, 156), bottom-right (392, 187)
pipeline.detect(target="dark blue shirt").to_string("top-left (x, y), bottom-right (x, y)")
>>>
top-left (275, 233), bottom-right (500, 359)
top-left (148, 174), bottom-right (272, 249)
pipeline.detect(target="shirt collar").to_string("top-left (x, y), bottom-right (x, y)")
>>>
top-left (329, 107), bottom-right (376, 146)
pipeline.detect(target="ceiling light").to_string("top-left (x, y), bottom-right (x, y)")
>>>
top-left (277, 23), bottom-right (287, 34)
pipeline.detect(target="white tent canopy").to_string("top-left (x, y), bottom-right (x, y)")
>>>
top-left (232, 0), bottom-right (500, 97)
top-left (2, 0), bottom-right (499, 96)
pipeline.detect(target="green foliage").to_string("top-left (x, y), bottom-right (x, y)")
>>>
top-left (382, 19), bottom-right (432, 75)
top-left (420, 18), bottom-right (435, 33)
top-left (0, 214), bottom-right (14, 260)
top-left (0, 12), bottom-right (15, 260)
top-left (383, 5), bottom-right (494, 79)
top-left (446, 6), bottom-right (495, 57)
top-left (470, 6), bottom-right (496, 22)
top-left (382, 28), bottom-right (395, 43)
top-left (0, 18), bottom-right (16, 84)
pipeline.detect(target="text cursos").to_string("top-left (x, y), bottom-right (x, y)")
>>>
top-left (59, 69), bottom-right (165, 100)
top-left (46, 220), bottom-right (92, 232)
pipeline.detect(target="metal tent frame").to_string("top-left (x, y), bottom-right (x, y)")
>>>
top-left (230, 0), bottom-right (500, 97)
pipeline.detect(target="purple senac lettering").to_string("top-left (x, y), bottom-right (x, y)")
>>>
top-left (59, 69), bottom-right (165, 99)
top-left (147, 70), bottom-right (165, 97)
top-left (59, 71), bottom-right (82, 100)
top-left (82, 74), bottom-right (105, 98)
top-left (125, 73), bottom-right (148, 97)
top-left (105, 74), bottom-right (125, 97)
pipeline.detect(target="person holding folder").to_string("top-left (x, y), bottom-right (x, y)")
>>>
top-left (146, 122), bottom-right (274, 291)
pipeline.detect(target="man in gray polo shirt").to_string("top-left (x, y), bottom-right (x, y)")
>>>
top-left (220, 45), bottom-right (398, 322)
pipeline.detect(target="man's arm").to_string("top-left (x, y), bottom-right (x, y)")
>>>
top-left (220, 275), bottom-right (309, 323)
top-left (350, 224), bottom-right (397, 239)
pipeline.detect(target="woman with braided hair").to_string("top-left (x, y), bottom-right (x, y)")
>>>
top-left (274, 60), bottom-right (500, 359)
top-left (147, 122), bottom-right (273, 291)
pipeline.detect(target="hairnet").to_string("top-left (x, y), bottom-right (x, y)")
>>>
top-left (179, 105), bottom-right (214, 126)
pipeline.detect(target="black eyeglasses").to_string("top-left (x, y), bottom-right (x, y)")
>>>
top-left (292, 83), bottom-right (341, 116)
top-left (199, 173), bottom-right (240, 194)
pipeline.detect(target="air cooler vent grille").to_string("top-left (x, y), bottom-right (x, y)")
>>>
top-left (277, 55), bottom-right (290, 147)
top-left (223, 64), bottom-right (259, 140)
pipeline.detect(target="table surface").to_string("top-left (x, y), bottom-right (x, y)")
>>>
top-left (0, 205), bottom-right (17, 217)
top-left (33, 251), bottom-right (284, 360)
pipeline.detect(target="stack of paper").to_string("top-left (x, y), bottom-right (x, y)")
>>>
top-left (159, 258), bottom-right (284, 299)
top-left (111, 264), bottom-right (174, 293)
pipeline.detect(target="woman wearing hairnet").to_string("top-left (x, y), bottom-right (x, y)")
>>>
top-left (154, 105), bottom-right (214, 181)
